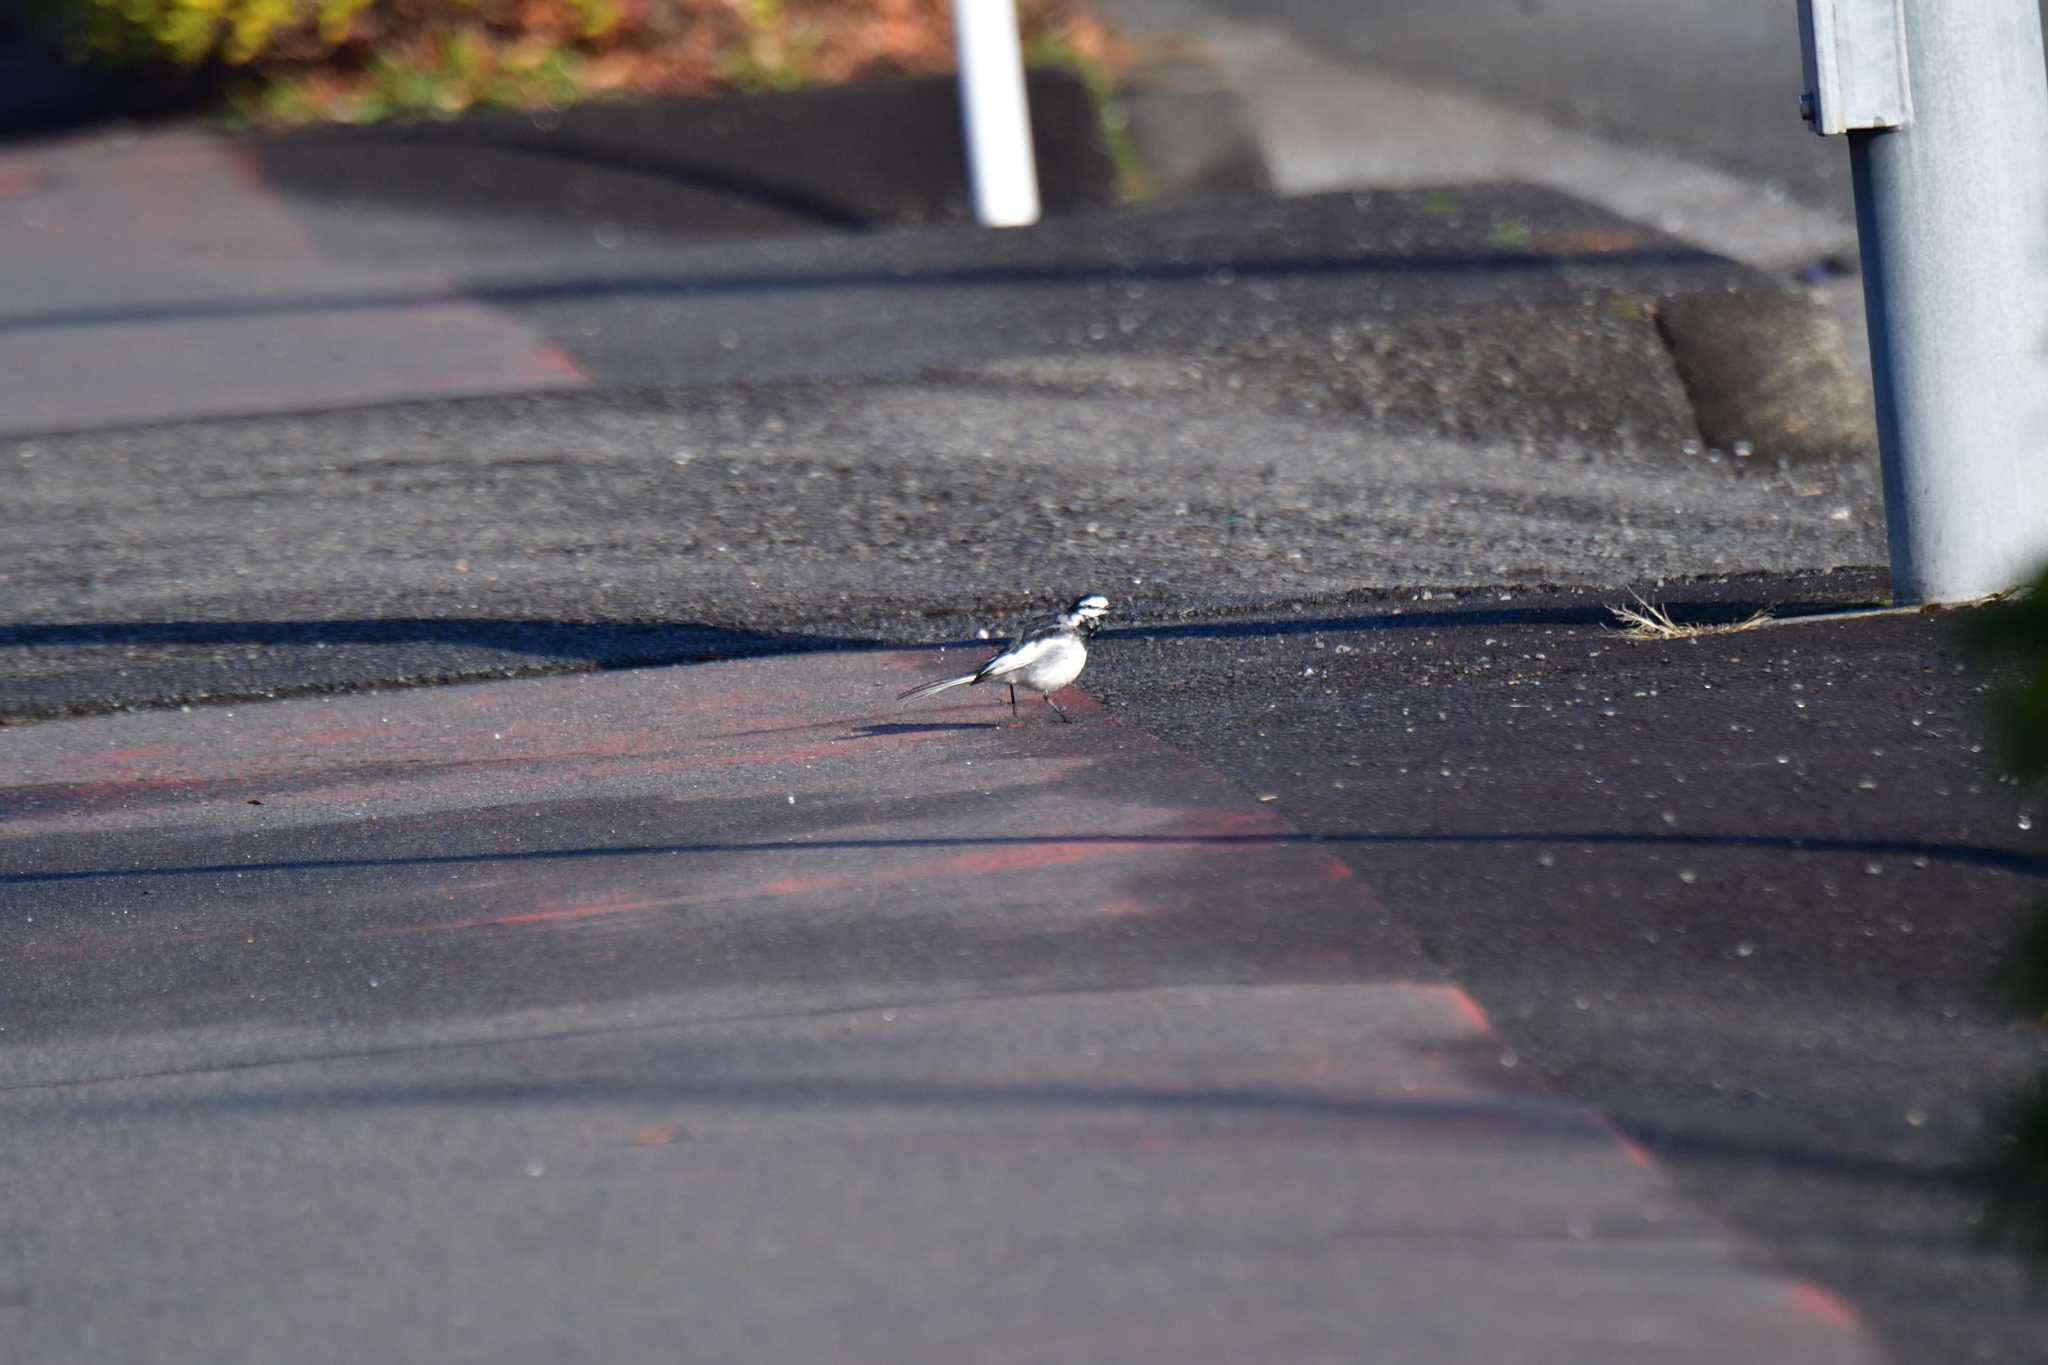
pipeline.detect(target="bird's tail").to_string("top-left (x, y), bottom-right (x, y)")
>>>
top-left (897, 673), bottom-right (977, 702)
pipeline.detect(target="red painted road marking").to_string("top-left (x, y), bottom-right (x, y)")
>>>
top-left (1397, 981), bottom-right (1493, 1034)
top-left (365, 834), bottom-right (1269, 940)
top-left (755, 874), bottom-right (850, 898)
top-left (74, 746), bottom-right (175, 766)
top-left (214, 142), bottom-right (592, 391)
top-left (1612, 1131), bottom-right (1657, 1169)
top-left (0, 134), bottom-right (590, 433)
top-left (1786, 1280), bottom-right (1865, 1333)
top-left (943, 842), bottom-right (1133, 875)
top-left (427, 892), bottom-right (689, 933)
top-left (0, 162), bottom-right (43, 199)
top-left (296, 726), bottom-right (410, 747)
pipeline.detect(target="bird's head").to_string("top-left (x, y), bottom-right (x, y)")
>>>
top-left (1066, 594), bottom-right (1110, 635)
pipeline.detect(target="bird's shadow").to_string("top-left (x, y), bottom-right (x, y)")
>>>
top-left (844, 722), bottom-right (1001, 739)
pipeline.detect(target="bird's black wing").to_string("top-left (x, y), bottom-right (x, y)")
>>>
top-left (1000, 609), bottom-right (1068, 649)
top-left (967, 610), bottom-right (1068, 683)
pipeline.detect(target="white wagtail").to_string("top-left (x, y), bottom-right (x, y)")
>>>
top-left (897, 594), bottom-right (1110, 722)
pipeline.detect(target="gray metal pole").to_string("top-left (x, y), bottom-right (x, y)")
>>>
top-left (1843, 0), bottom-right (2048, 603)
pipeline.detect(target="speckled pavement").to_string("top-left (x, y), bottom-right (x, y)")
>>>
top-left (0, 649), bottom-right (1881, 1363)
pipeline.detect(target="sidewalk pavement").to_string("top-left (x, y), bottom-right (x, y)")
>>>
top-left (2, 646), bottom-right (1880, 1364)
top-left (0, 69), bottom-right (1111, 434)
top-left (0, 42), bottom-right (1872, 450)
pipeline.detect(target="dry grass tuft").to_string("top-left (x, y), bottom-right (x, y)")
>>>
top-left (1607, 593), bottom-right (1774, 641)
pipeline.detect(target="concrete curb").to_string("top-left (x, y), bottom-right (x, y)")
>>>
top-left (1112, 26), bottom-right (1880, 468)
top-left (1656, 289), bottom-right (1878, 462)
top-left (1115, 57), bottom-right (1271, 201)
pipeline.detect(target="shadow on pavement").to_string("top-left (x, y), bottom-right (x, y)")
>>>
top-left (0, 589), bottom-right (1901, 723)
top-left (0, 618), bottom-right (868, 663)
top-left (0, 33), bottom-right (215, 142)
top-left (263, 124), bottom-right (878, 232)
top-left (36, 1072), bottom-right (1647, 1143)
top-left (1099, 597), bottom-right (1888, 643)
top-left (0, 240), bottom-right (1728, 338)
top-left (16, 1049), bottom-right (1974, 1199)
top-left (9, 828), bottom-right (2045, 887)
top-left (245, 69), bottom-right (1117, 239)
top-left (847, 722), bottom-right (1002, 737)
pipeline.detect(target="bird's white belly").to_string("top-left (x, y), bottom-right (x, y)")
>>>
top-left (1009, 641), bottom-right (1088, 694)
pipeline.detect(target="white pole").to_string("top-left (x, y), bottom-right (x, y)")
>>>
top-left (952, 0), bottom-right (1041, 227)
top-left (1803, 0), bottom-right (2048, 603)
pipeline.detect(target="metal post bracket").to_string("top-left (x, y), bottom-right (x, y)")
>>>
top-left (1798, 0), bottom-right (1913, 134)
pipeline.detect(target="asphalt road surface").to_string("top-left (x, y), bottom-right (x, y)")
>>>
top-left (1089, 574), bottom-right (2048, 1364)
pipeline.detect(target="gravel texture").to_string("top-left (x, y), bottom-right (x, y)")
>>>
top-left (0, 370), bottom-right (1883, 720)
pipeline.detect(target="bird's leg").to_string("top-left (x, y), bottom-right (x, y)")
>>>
top-left (1043, 692), bottom-right (1071, 723)
top-left (1008, 683), bottom-right (1018, 718)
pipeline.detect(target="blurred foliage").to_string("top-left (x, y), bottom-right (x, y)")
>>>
top-left (1968, 572), bottom-right (2048, 786)
top-left (25, 0), bottom-right (1124, 125)
top-left (1966, 565), bottom-right (2048, 1261)
top-left (2001, 909), bottom-right (2048, 1019)
top-left (1978, 1074), bottom-right (2048, 1265)
top-left (721, 0), bottom-right (813, 91)
top-left (1024, 22), bottom-right (1143, 198)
